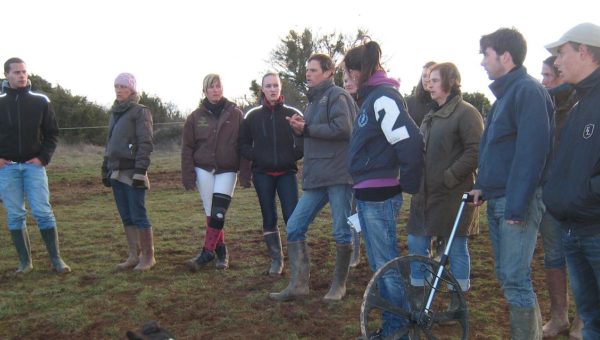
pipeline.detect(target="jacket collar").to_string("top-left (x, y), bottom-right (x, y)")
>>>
top-left (307, 79), bottom-right (334, 102)
top-left (3, 81), bottom-right (31, 96)
top-left (489, 66), bottom-right (527, 99)
top-left (573, 66), bottom-right (600, 100)
top-left (111, 93), bottom-right (141, 114)
top-left (422, 94), bottom-right (462, 126)
top-left (356, 84), bottom-right (396, 106)
top-left (263, 95), bottom-right (284, 111)
top-left (432, 94), bottom-right (462, 118)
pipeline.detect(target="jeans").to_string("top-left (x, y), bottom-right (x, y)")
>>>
top-left (0, 163), bottom-right (56, 230)
top-left (252, 172), bottom-right (298, 232)
top-left (358, 193), bottom-right (409, 338)
top-left (487, 188), bottom-right (544, 308)
top-left (540, 211), bottom-right (566, 268)
top-left (563, 230), bottom-right (600, 339)
top-left (111, 179), bottom-right (151, 228)
top-left (286, 184), bottom-right (352, 244)
top-left (408, 234), bottom-right (471, 291)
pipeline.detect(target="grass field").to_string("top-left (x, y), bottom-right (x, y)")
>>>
top-left (0, 144), bottom-right (576, 339)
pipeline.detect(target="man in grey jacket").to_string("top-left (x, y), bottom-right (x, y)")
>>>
top-left (270, 54), bottom-right (357, 302)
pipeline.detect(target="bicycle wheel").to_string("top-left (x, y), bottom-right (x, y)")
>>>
top-left (360, 255), bottom-right (468, 339)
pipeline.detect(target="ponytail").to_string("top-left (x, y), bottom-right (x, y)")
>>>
top-left (360, 41), bottom-right (382, 85)
top-left (342, 40), bottom-right (383, 87)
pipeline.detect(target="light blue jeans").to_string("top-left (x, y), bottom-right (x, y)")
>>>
top-left (286, 184), bottom-right (352, 244)
top-left (487, 188), bottom-right (544, 308)
top-left (563, 230), bottom-right (600, 339)
top-left (540, 211), bottom-right (566, 268)
top-left (358, 193), bottom-right (409, 339)
top-left (0, 163), bottom-right (56, 230)
top-left (408, 234), bottom-right (471, 291)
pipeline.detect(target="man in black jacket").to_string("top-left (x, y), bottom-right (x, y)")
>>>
top-left (543, 23), bottom-right (600, 339)
top-left (0, 57), bottom-right (70, 274)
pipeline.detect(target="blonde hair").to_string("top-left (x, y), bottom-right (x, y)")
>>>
top-left (202, 74), bottom-right (221, 94)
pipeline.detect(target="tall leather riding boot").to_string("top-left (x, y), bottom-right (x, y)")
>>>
top-left (542, 268), bottom-right (569, 337)
top-left (116, 225), bottom-right (140, 270)
top-left (134, 227), bottom-right (156, 271)
top-left (10, 229), bottom-right (33, 274)
top-left (264, 231), bottom-right (284, 275)
top-left (324, 243), bottom-right (352, 301)
top-left (40, 227), bottom-right (71, 274)
top-left (349, 228), bottom-right (361, 267)
top-left (509, 304), bottom-right (541, 340)
top-left (269, 240), bottom-right (309, 301)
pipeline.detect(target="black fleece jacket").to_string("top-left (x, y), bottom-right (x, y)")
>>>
top-left (240, 100), bottom-right (303, 173)
top-left (0, 85), bottom-right (58, 165)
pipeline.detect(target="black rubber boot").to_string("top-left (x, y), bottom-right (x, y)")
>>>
top-left (187, 248), bottom-right (215, 272)
top-left (264, 231), bottom-right (283, 275)
top-left (215, 244), bottom-right (229, 270)
top-left (40, 228), bottom-right (71, 274)
top-left (10, 229), bottom-right (33, 274)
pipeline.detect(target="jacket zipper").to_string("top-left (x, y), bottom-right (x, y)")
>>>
top-left (16, 94), bottom-right (22, 156)
top-left (272, 111), bottom-right (278, 168)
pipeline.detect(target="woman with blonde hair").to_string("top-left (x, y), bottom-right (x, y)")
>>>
top-left (182, 73), bottom-right (243, 271)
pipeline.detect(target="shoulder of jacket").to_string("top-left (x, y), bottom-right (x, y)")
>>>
top-left (283, 104), bottom-right (303, 116)
top-left (27, 90), bottom-right (51, 103)
top-left (244, 105), bottom-right (263, 119)
top-left (225, 102), bottom-right (243, 116)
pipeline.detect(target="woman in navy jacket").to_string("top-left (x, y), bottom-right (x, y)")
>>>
top-left (344, 41), bottom-right (424, 338)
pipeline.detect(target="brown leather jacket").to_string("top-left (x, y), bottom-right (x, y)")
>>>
top-left (181, 99), bottom-right (243, 190)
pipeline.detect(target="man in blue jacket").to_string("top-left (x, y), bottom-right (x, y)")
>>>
top-left (469, 28), bottom-right (553, 339)
top-left (543, 22), bottom-right (600, 339)
top-left (0, 58), bottom-right (70, 274)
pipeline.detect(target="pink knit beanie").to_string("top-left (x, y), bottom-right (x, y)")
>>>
top-left (114, 73), bottom-right (137, 93)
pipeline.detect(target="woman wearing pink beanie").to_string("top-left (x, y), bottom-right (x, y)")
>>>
top-left (102, 72), bottom-right (156, 271)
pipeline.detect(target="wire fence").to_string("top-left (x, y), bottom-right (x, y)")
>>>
top-left (58, 121), bottom-right (185, 131)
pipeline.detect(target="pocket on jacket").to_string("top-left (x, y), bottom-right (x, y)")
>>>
top-left (443, 169), bottom-right (460, 189)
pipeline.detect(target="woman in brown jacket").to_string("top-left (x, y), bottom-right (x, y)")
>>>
top-left (181, 73), bottom-right (243, 271)
top-left (407, 63), bottom-right (483, 296)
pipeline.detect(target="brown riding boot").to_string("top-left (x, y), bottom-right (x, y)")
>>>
top-left (542, 268), bottom-right (569, 337)
top-left (116, 225), bottom-right (139, 270)
top-left (134, 227), bottom-right (156, 271)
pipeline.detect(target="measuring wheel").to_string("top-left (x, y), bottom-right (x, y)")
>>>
top-left (360, 255), bottom-right (468, 339)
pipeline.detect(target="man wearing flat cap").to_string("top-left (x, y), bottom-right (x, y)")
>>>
top-left (542, 22), bottom-right (600, 339)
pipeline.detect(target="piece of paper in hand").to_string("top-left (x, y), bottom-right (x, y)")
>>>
top-left (347, 213), bottom-right (361, 232)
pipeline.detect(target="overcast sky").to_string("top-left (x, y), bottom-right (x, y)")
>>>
top-left (3, 0), bottom-right (598, 113)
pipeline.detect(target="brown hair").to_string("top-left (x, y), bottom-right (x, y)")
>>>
top-left (4, 57), bottom-right (25, 74)
top-left (342, 41), bottom-right (383, 87)
top-left (307, 54), bottom-right (335, 73)
top-left (429, 62), bottom-right (462, 94)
